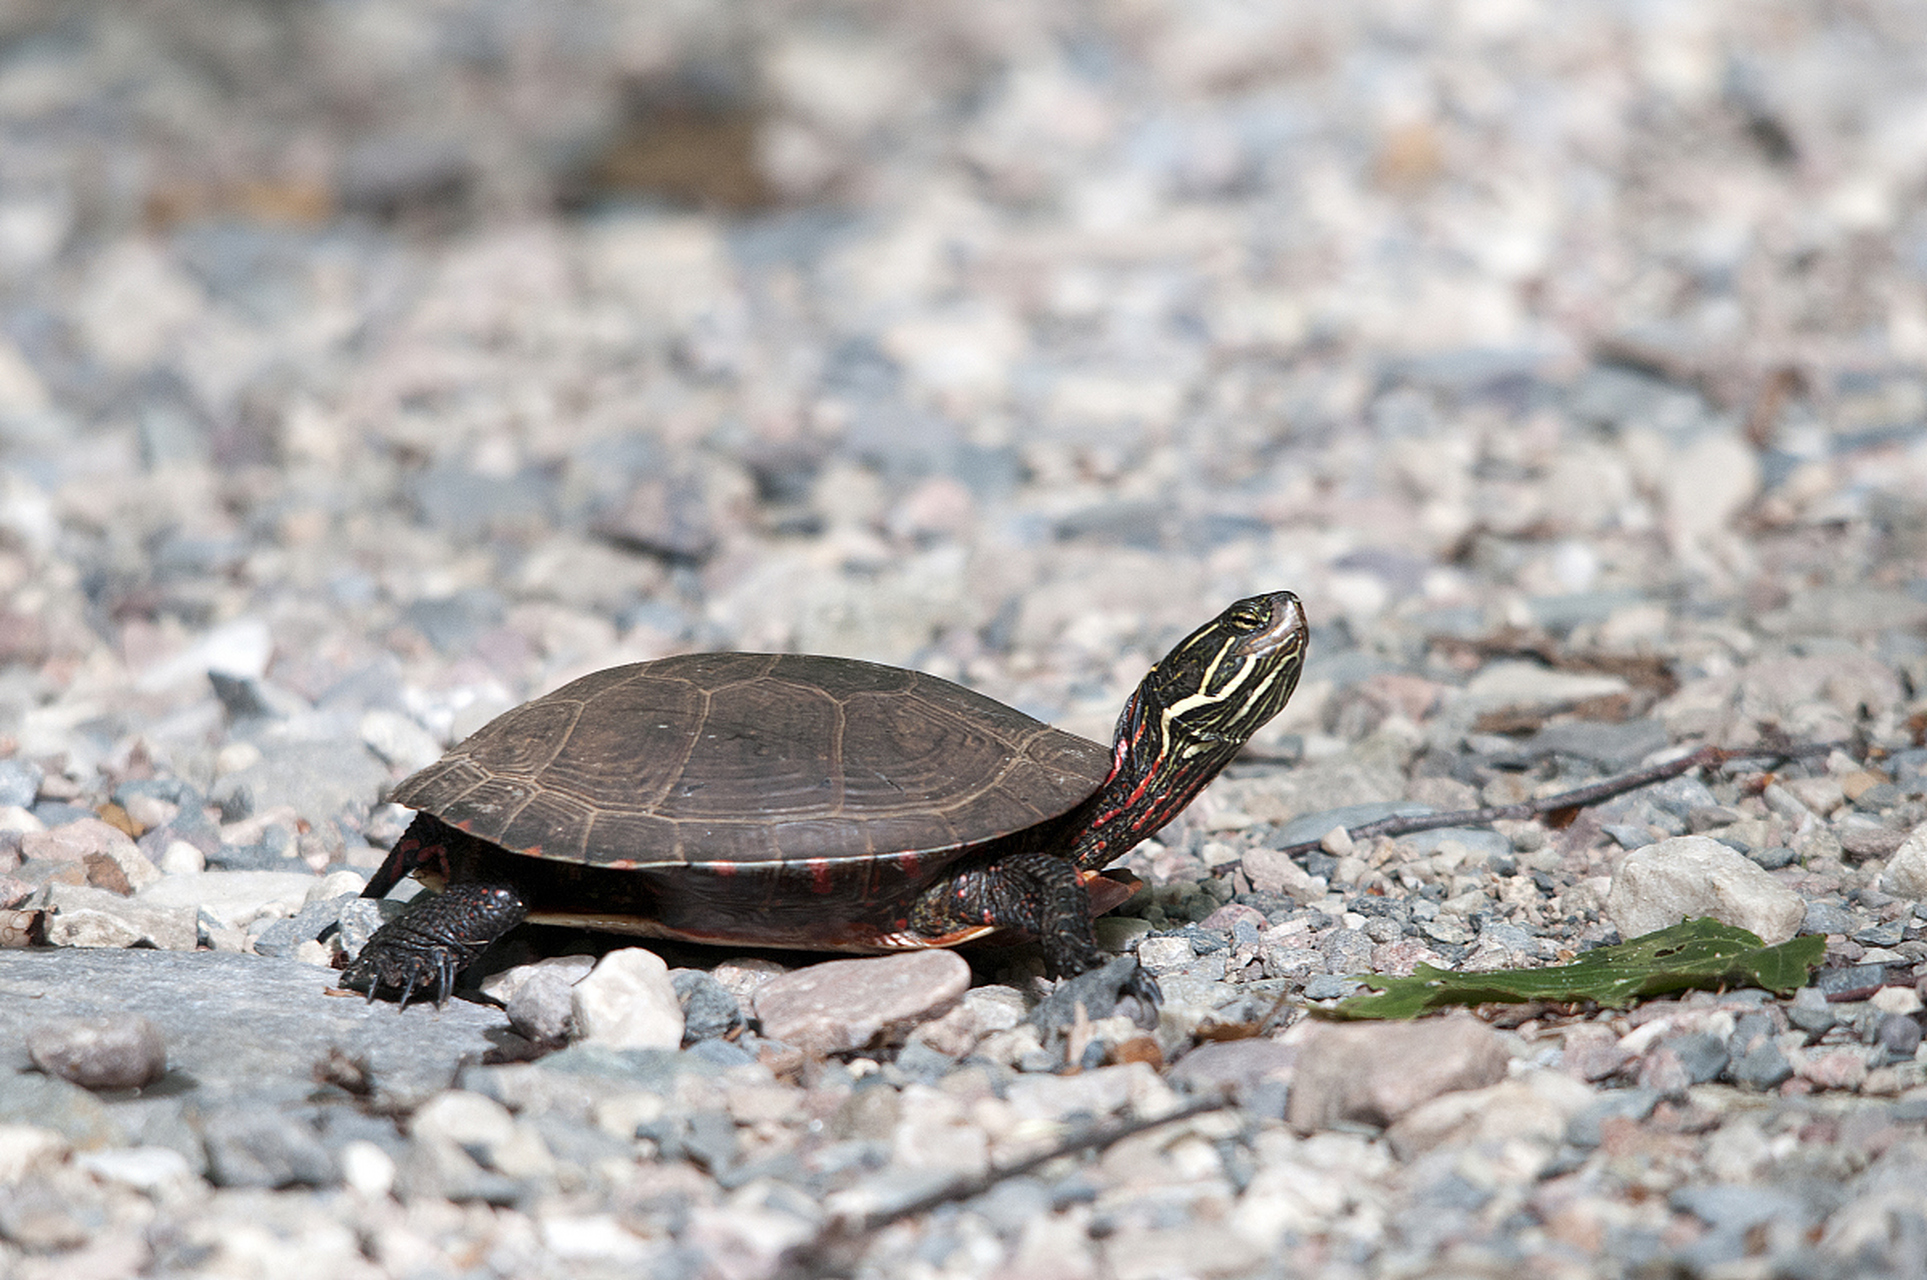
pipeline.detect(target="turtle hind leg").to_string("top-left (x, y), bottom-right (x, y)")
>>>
top-left (910, 850), bottom-right (1161, 1025)
top-left (342, 882), bottom-right (529, 1009)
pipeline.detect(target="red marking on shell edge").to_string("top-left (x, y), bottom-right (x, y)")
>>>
top-left (808, 857), bottom-right (833, 895)
top-left (711, 861), bottom-right (738, 878)
top-left (896, 851), bottom-right (921, 876)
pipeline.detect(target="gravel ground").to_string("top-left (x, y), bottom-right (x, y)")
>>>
top-left (5, 1), bottom-right (1927, 1277)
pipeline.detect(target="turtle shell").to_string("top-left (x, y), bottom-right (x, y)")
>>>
top-left (391, 652), bottom-right (1112, 877)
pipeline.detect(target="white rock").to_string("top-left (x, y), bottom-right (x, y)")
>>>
top-left (1871, 986), bottom-right (1924, 1016)
top-left (410, 1090), bottom-right (555, 1181)
top-left (158, 840), bottom-right (204, 875)
top-left (133, 616), bottom-right (273, 694)
top-left (478, 954), bottom-right (597, 1005)
top-left (304, 870), bottom-right (367, 905)
top-left (410, 1090), bottom-right (515, 1150)
top-left (1136, 936), bottom-right (1198, 971)
top-left (1463, 661), bottom-right (1629, 714)
top-left (75, 1146), bottom-right (195, 1193)
top-left (339, 1140), bottom-right (397, 1198)
top-left (0, 806), bottom-right (44, 834)
top-left (359, 709), bottom-right (446, 773)
top-left (571, 948), bottom-right (684, 1050)
top-left (41, 883), bottom-right (197, 950)
top-left (1606, 835), bottom-right (1806, 944)
top-left (137, 870), bottom-right (318, 930)
top-left (1883, 827), bottom-right (1927, 899)
top-left (0, 1124), bottom-right (68, 1184)
top-left (1241, 847), bottom-right (1328, 903)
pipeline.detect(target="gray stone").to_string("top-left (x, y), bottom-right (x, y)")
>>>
top-left (1526, 719), bottom-right (1669, 768)
top-left (0, 949), bottom-right (504, 1110)
top-left (200, 1108), bottom-right (338, 1188)
top-left (0, 1066), bottom-right (127, 1149)
top-left (25, 1014), bottom-right (167, 1090)
top-left (1320, 926), bottom-right (1376, 974)
top-left (1816, 964), bottom-right (1889, 1000)
top-left (1883, 829), bottom-right (1927, 898)
top-left (1730, 1040), bottom-right (1794, 1090)
top-left (1837, 822), bottom-right (1907, 860)
top-left (0, 760), bottom-right (42, 809)
top-left (1876, 1013), bottom-right (1923, 1057)
top-left (208, 740), bottom-right (390, 825)
top-left (1749, 845), bottom-right (1798, 871)
top-left (1803, 901), bottom-right (1857, 935)
top-left (1661, 1031), bottom-right (1730, 1086)
top-left (1302, 975), bottom-right (1363, 1000)
top-left (1855, 920), bottom-right (1906, 947)
top-left (1789, 986), bottom-right (1840, 1034)
top-left (1275, 802), bottom-right (1434, 847)
top-left (1398, 828), bottom-right (1514, 862)
top-left (507, 967), bottom-right (578, 1045)
top-left (399, 586), bottom-right (508, 650)
top-left (335, 897), bottom-right (398, 958)
top-left (671, 969), bottom-right (742, 1044)
top-left (1566, 1089), bottom-right (1661, 1147)
top-left (250, 894), bottom-right (355, 958)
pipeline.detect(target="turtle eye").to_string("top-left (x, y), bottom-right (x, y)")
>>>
top-left (1225, 602), bottom-right (1268, 632)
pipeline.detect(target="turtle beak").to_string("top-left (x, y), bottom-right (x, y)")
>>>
top-left (1233, 591), bottom-right (1307, 661)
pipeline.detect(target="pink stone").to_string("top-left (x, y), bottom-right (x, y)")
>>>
top-left (752, 951), bottom-right (972, 1057)
top-left (1286, 1014), bottom-right (1510, 1133)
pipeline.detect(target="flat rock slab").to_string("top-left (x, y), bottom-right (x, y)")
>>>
top-left (1287, 1014), bottom-right (1509, 1134)
top-left (752, 951), bottom-right (971, 1057)
top-left (0, 948), bottom-right (508, 1118)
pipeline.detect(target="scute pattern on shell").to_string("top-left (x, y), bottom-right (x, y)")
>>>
top-left (389, 653), bottom-right (1112, 869)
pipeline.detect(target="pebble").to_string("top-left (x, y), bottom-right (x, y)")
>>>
top-left (671, 969), bottom-right (742, 1044)
top-left (1884, 831), bottom-right (1927, 898)
top-left (200, 1108), bottom-right (338, 1189)
top-left (40, 884), bottom-right (198, 950)
top-left (1606, 836), bottom-right (1807, 943)
top-left (1286, 1015), bottom-right (1509, 1133)
top-left (570, 948), bottom-right (684, 1051)
top-left (25, 1015), bottom-right (168, 1090)
top-left (752, 950), bottom-right (972, 1057)
top-left (507, 966), bottom-right (581, 1045)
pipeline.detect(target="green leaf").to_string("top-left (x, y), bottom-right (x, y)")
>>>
top-left (1322, 918), bottom-right (1826, 1021)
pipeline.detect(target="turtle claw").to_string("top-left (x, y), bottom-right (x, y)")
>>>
top-left (342, 880), bottom-right (528, 1010)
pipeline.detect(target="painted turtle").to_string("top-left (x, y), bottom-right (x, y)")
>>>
top-left (345, 591), bottom-right (1307, 1010)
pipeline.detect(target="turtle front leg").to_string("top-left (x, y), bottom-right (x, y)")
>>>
top-left (911, 851), bottom-right (1161, 1024)
top-left (343, 882), bottom-right (528, 1009)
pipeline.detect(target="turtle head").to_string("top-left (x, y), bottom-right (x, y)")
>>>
top-left (1138, 590), bottom-right (1307, 750)
top-left (1062, 592), bottom-right (1308, 870)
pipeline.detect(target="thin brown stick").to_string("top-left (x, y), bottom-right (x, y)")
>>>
top-left (780, 1095), bottom-right (1233, 1276)
top-left (1210, 741), bottom-right (1839, 875)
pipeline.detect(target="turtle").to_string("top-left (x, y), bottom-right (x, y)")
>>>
top-left (344, 590), bottom-right (1307, 1013)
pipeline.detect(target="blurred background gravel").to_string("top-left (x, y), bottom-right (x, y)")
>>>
top-left (6, 2), bottom-right (1927, 1277)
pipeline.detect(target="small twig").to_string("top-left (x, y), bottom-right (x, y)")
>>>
top-left (862, 1094), bottom-right (1229, 1231)
top-left (781, 1095), bottom-right (1233, 1276)
top-left (1211, 741), bottom-right (1839, 875)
